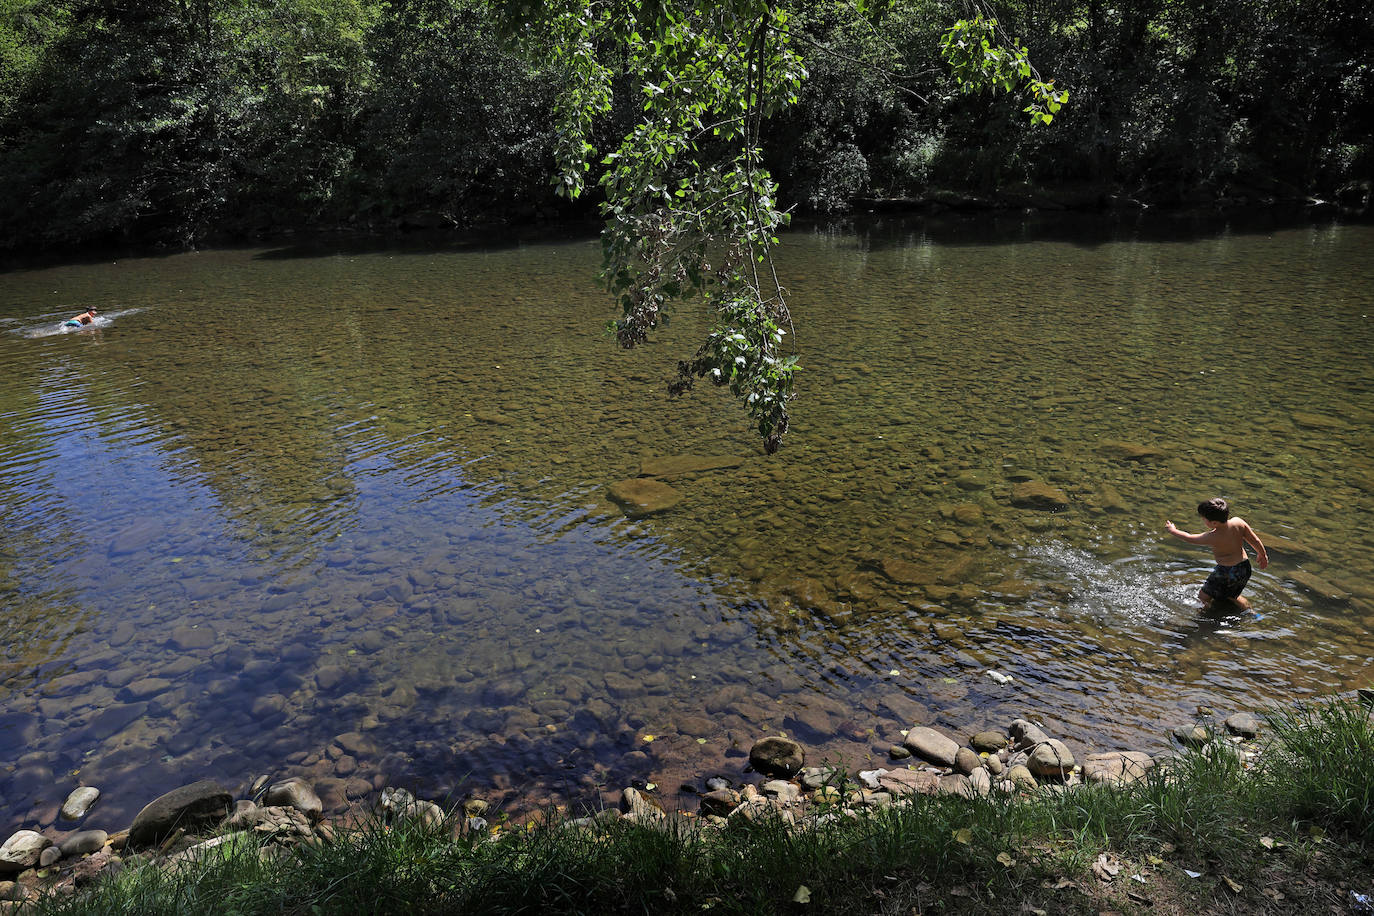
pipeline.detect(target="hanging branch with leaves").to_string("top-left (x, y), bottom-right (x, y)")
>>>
top-left (493, 0), bottom-right (1064, 454)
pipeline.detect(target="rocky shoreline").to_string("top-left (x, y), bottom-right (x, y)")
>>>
top-left (0, 707), bottom-right (1273, 909)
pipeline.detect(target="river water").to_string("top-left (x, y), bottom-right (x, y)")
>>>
top-left (2, 212), bottom-right (1372, 833)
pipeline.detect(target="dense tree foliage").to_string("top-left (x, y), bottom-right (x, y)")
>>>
top-left (3, 0), bottom-right (1366, 251)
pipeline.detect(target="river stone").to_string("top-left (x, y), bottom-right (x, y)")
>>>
top-left (1028, 739), bottom-right (1075, 778)
top-left (970, 730), bottom-right (1007, 753)
top-left (937, 773), bottom-right (972, 797)
top-left (1287, 569), bottom-right (1351, 603)
top-left (1009, 480), bottom-right (1069, 511)
top-left (264, 778), bottom-right (323, 820)
top-left (985, 754), bottom-right (1004, 776)
top-left (1172, 724), bottom-right (1211, 748)
top-left (1224, 712), bottom-right (1260, 739)
top-left (620, 787), bottom-right (664, 820)
top-left (0, 880), bottom-right (26, 901)
top-left (128, 780), bottom-right (233, 847)
top-left (1097, 440), bottom-right (1164, 462)
top-left (58, 829), bottom-right (108, 859)
top-left (902, 726), bottom-right (959, 767)
top-left (699, 788), bottom-right (740, 817)
top-left (0, 830), bottom-right (51, 874)
top-left (170, 625), bottom-right (217, 651)
top-left (876, 556), bottom-right (933, 586)
top-left (749, 736), bottom-right (804, 778)
top-left (39, 846), bottom-right (62, 868)
top-left (1008, 719), bottom-right (1051, 750)
top-left (877, 769), bottom-right (941, 796)
top-left (60, 786), bottom-right (101, 821)
top-left (888, 745), bottom-right (912, 760)
top-left (120, 677), bottom-right (172, 701)
top-left (1007, 765), bottom-right (1038, 792)
top-left (954, 747), bottom-right (981, 775)
top-left (638, 455), bottom-right (742, 477)
top-left (607, 478), bottom-right (682, 517)
top-left (1083, 752), bottom-right (1153, 785)
top-left (968, 767), bottom-right (992, 796)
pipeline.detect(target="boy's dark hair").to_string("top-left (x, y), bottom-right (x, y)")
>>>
top-left (1198, 497), bottom-right (1230, 523)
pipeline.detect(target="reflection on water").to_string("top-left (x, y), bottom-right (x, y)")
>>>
top-left (2, 213), bottom-right (1373, 834)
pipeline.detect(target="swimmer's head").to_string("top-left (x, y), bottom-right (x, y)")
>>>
top-left (1198, 497), bottom-right (1229, 524)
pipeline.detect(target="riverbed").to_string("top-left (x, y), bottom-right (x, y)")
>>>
top-left (2, 211), bottom-right (1371, 833)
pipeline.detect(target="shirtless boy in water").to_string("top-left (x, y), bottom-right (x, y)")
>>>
top-left (1165, 497), bottom-right (1269, 609)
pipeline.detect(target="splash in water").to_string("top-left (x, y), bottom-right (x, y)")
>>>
top-left (1017, 539), bottom-right (1203, 623)
top-left (13, 307), bottom-right (142, 338)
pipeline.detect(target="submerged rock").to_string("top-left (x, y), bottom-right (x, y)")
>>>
top-left (607, 478), bottom-right (683, 517)
top-left (638, 455), bottom-right (742, 477)
top-left (1224, 712), bottom-right (1260, 739)
top-left (1010, 481), bottom-right (1069, 511)
top-left (60, 786), bottom-right (101, 821)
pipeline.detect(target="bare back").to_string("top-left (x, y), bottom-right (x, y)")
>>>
top-left (1205, 518), bottom-right (1253, 565)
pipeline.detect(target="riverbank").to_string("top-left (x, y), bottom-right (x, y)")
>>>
top-left (4, 695), bottom-right (1371, 914)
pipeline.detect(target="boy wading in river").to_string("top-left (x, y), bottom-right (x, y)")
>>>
top-left (1166, 497), bottom-right (1269, 609)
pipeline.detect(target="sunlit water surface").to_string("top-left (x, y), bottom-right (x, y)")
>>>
top-left (2, 212), bottom-right (1372, 832)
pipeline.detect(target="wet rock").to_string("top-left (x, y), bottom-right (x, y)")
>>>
top-left (1028, 740), bottom-right (1075, 778)
top-left (970, 730), bottom-right (1007, 753)
top-left (1009, 719), bottom-right (1051, 750)
top-left (1083, 752), bottom-right (1153, 785)
top-left (1097, 441), bottom-right (1165, 462)
top-left (70, 702), bottom-right (147, 744)
top-left (902, 726), bottom-right (959, 767)
top-left (39, 846), bottom-right (62, 868)
top-left (58, 830), bottom-right (108, 858)
top-left (119, 678), bottom-right (172, 701)
top-left (170, 625), bottom-right (217, 651)
top-left (264, 778), bottom-right (323, 820)
top-left (0, 830), bottom-right (51, 874)
top-left (1009, 481), bottom-right (1069, 511)
top-left (607, 479), bottom-right (682, 517)
top-left (1287, 570), bottom-right (1351, 603)
top-left (128, 780), bottom-right (233, 847)
top-left (1172, 724), bottom-right (1211, 748)
top-left (60, 786), bottom-right (101, 821)
top-left (638, 455), bottom-right (742, 477)
top-left (889, 743), bottom-right (911, 760)
top-left (334, 732), bottom-right (380, 758)
top-left (1224, 712), bottom-right (1260, 739)
top-left (876, 557), bottom-right (933, 586)
top-left (749, 736), bottom-right (804, 778)
top-left (954, 747), bottom-right (981, 775)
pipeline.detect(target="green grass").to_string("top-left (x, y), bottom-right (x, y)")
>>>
top-left (29, 698), bottom-right (1374, 915)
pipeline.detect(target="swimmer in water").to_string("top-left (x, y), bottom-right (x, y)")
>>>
top-left (64, 308), bottom-right (97, 327)
top-left (1165, 497), bottom-right (1269, 610)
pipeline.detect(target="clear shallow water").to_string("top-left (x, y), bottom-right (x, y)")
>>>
top-left (2, 213), bottom-right (1372, 832)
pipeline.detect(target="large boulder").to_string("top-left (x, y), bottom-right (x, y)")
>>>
top-left (749, 736), bottom-right (805, 778)
top-left (128, 780), bottom-right (233, 847)
top-left (902, 726), bottom-right (960, 767)
top-left (0, 830), bottom-right (50, 874)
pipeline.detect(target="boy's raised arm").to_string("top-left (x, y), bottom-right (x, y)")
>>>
top-left (1164, 521), bottom-right (1212, 544)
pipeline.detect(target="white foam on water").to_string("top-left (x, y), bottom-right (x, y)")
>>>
top-left (14, 307), bottom-right (143, 339)
top-left (1018, 539), bottom-right (1198, 623)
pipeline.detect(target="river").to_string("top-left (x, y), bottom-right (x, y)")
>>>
top-left (2, 210), bottom-right (1371, 833)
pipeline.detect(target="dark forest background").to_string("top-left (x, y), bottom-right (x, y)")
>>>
top-left (2, 0), bottom-right (1370, 251)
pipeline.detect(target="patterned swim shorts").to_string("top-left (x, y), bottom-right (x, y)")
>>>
top-left (1202, 559), bottom-right (1252, 599)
